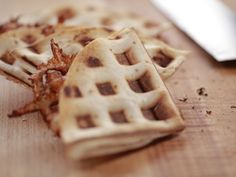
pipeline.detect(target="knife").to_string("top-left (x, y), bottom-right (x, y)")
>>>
top-left (151, 0), bottom-right (236, 62)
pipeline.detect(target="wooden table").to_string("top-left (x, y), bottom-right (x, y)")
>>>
top-left (0, 0), bottom-right (236, 177)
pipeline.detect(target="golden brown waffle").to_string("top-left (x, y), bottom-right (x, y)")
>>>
top-left (58, 28), bottom-right (185, 159)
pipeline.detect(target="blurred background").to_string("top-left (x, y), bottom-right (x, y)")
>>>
top-left (0, 0), bottom-right (236, 21)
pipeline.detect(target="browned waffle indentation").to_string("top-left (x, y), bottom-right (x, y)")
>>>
top-left (128, 71), bottom-right (154, 93)
top-left (0, 18), bottom-right (22, 34)
top-left (74, 34), bottom-right (94, 47)
top-left (57, 7), bottom-right (76, 23)
top-left (41, 25), bottom-right (55, 36)
top-left (142, 95), bottom-right (175, 121)
top-left (87, 56), bottom-right (103, 67)
top-left (29, 43), bottom-right (41, 54)
top-left (141, 109), bottom-right (156, 120)
top-left (22, 68), bottom-right (32, 75)
top-left (110, 111), bottom-right (128, 123)
top-left (21, 56), bottom-right (37, 67)
top-left (21, 34), bottom-right (37, 44)
top-left (64, 85), bottom-right (82, 97)
top-left (76, 114), bottom-right (95, 129)
top-left (152, 50), bottom-right (173, 68)
top-left (96, 82), bottom-right (116, 96)
top-left (1, 51), bottom-right (16, 65)
top-left (115, 53), bottom-right (132, 65)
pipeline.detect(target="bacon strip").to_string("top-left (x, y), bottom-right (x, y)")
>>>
top-left (9, 40), bottom-right (75, 131)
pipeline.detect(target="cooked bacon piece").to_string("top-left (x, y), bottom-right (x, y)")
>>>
top-left (9, 40), bottom-right (75, 127)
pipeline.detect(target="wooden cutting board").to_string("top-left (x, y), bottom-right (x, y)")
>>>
top-left (0, 0), bottom-right (236, 177)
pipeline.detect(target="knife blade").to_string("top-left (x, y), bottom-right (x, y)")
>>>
top-left (151, 0), bottom-right (236, 62)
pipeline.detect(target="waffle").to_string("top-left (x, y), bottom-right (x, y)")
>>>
top-left (6, 27), bottom-right (112, 124)
top-left (0, 26), bottom-right (111, 86)
top-left (2, 26), bottom-right (186, 127)
top-left (18, 3), bottom-right (172, 39)
top-left (58, 28), bottom-right (185, 159)
top-left (8, 41), bottom-right (74, 129)
top-left (143, 38), bottom-right (188, 79)
top-left (0, 25), bottom-right (186, 88)
top-left (0, 25), bottom-right (69, 86)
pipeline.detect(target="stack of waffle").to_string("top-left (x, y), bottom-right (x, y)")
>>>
top-left (0, 3), bottom-right (187, 159)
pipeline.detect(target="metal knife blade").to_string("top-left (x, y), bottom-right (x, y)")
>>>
top-left (151, 0), bottom-right (236, 62)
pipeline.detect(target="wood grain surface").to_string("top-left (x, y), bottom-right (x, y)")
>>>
top-left (0, 0), bottom-right (236, 177)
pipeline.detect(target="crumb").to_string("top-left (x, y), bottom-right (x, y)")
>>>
top-left (178, 97), bottom-right (188, 102)
top-left (22, 119), bottom-right (27, 122)
top-left (197, 87), bottom-right (208, 96)
top-left (192, 106), bottom-right (195, 109)
top-left (230, 106), bottom-right (236, 109)
top-left (206, 110), bottom-right (212, 115)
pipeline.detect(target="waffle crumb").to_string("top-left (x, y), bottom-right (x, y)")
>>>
top-left (197, 87), bottom-right (208, 96)
top-left (178, 97), bottom-right (188, 102)
top-left (206, 110), bottom-right (212, 115)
